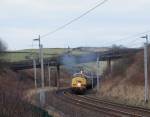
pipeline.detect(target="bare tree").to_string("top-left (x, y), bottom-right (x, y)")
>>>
top-left (0, 38), bottom-right (7, 70)
top-left (111, 44), bottom-right (126, 51)
top-left (0, 38), bottom-right (7, 52)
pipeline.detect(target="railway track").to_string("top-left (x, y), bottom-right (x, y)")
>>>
top-left (78, 94), bottom-right (150, 116)
top-left (55, 89), bottom-right (150, 117)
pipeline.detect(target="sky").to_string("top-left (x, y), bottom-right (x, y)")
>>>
top-left (0, 0), bottom-right (150, 50)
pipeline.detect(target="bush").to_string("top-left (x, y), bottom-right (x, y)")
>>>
top-left (111, 57), bottom-right (134, 77)
top-left (0, 39), bottom-right (8, 71)
top-left (103, 45), bottom-right (134, 77)
top-left (0, 38), bottom-right (7, 52)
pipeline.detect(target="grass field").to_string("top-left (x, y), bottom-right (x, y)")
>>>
top-left (1, 48), bottom-right (68, 62)
top-left (1, 47), bottom-right (100, 62)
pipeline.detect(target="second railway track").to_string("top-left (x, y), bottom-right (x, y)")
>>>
top-left (78, 94), bottom-right (150, 116)
top-left (55, 89), bottom-right (150, 117)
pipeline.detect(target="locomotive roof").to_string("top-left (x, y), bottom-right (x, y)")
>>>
top-left (73, 73), bottom-right (90, 78)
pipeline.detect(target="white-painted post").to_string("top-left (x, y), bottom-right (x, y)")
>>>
top-left (48, 63), bottom-right (51, 87)
top-left (40, 90), bottom-right (45, 107)
top-left (141, 35), bottom-right (149, 103)
top-left (39, 44), bottom-right (45, 107)
top-left (33, 59), bottom-right (37, 88)
top-left (40, 44), bottom-right (44, 88)
top-left (97, 57), bottom-right (100, 92)
top-left (144, 42), bottom-right (148, 103)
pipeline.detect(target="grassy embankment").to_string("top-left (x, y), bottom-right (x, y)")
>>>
top-left (99, 48), bottom-right (150, 108)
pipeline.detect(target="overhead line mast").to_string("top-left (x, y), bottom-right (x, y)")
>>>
top-left (141, 35), bottom-right (149, 103)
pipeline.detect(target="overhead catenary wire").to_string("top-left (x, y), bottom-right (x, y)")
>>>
top-left (124, 39), bottom-right (144, 48)
top-left (72, 30), bottom-right (150, 49)
top-left (34, 0), bottom-right (150, 49)
top-left (44, 30), bottom-right (149, 48)
top-left (113, 37), bottom-right (145, 48)
top-left (40, 0), bottom-right (108, 38)
top-left (129, 43), bottom-right (143, 48)
top-left (73, 30), bottom-right (150, 49)
top-left (128, 36), bottom-right (147, 45)
top-left (98, 30), bottom-right (150, 47)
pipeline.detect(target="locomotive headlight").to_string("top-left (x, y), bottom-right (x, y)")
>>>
top-left (77, 82), bottom-right (81, 87)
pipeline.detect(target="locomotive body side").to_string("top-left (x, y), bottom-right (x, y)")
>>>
top-left (86, 78), bottom-right (92, 89)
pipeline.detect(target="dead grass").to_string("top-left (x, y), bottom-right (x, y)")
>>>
top-left (0, 69), bottom-right (44, 117)
top-left (98, 49), bottom-right (150, 107)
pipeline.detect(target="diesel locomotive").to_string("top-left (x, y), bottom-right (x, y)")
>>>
top-left (71, 71), bottom-right (95, 94)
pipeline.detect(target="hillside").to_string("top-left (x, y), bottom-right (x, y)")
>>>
top-left (0, 68), bottom-right (52, 117)
top-left (1, 47), bottom-right (109, 62)
top-left (1, 48), bottom-right (68, 62)
top-left (99, 48), bottom-right (150, 107)
top-left (72, 47), bottom-right (109, 52)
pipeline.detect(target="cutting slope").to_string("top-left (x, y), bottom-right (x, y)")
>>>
top-left (99, 49), bottom-right (150, 107)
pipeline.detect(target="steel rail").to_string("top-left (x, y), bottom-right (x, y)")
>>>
top-left (81, 94), bottom-right (150, 115)
top-left (55, 90), bottom-right (120, 117)
top-left (63, 91), bottom-right (142, 117)
top-left (55, 89), bottom-right (146, 117)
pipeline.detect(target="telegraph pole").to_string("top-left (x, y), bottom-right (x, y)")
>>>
top-left (141, 35), bottom-right (149, 103)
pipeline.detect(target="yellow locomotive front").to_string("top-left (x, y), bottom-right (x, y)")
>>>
top-left (71, 73), bottom-right (87, 94)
